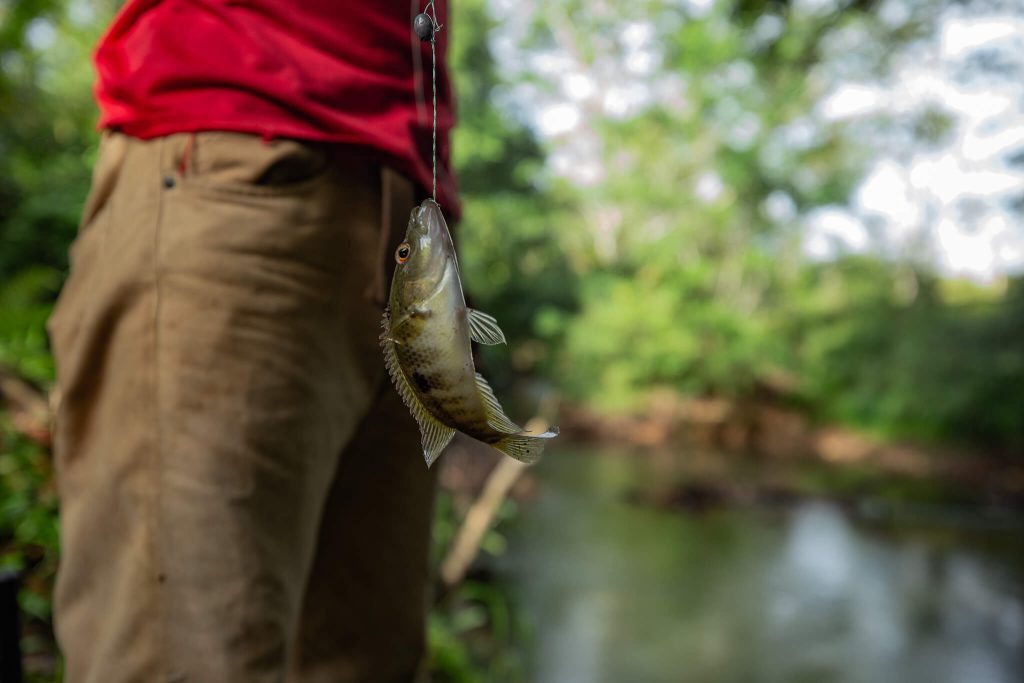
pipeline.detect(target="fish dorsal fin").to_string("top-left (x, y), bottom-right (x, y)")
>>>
top-left (467, 308), bottom-right (506, 345)
top-left (493, 428), bottom-right (558, 465)
top-left (474, 373), bottom-right (521, 434)
top-left (381, 308), bottom-right (456, 467)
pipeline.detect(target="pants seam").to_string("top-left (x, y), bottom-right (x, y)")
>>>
top-left (152, 136), bottom-right (171, 683)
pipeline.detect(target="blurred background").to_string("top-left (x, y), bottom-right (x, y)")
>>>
top-left (1, 0), bottom-right (1023, 681)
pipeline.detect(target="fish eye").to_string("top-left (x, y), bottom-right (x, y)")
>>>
top-left (395, 243), bottom-right (411, 264)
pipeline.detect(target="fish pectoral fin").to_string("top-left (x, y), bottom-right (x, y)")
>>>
top-left (381, 312), bottom-right (456, 468)
top-left (474, 373), bottom-right (522, 434)
top-left (467, 308), bottom-right (507, 345)
top-left (492, 428), bottom-right (559, 465)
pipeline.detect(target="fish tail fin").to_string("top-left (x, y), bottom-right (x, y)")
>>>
top-left (492, 428), bottom-right (559, 465)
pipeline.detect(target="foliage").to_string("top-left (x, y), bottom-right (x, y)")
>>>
top-left (449, 0), bottom-right (1024, 451)
top-left (0, 0), bottom-right (108, 283)
top-left (0, 267), bottom-right (60, 382)
top-left (1, 0), bottom-right (1024, 680)
top-left (427, 491), bottom-right (527, 683)
top-left (0, 425), bottom-right (59, 675)
top-left (0, 273), bottom-right (60, 680)
top-left (793, 266), bottom-right (1024, 448)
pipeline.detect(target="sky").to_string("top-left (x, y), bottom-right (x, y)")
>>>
top-left (491, 0), bottom-right (1024, 284)
top-left (810, 7), bottom-right (1024, 283)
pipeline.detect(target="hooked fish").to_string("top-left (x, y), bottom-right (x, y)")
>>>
top-left (380, 199), bottom-right (558, 467)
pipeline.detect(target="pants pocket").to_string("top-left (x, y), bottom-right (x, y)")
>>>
top-left (182, 132), bottom-right (332, 198)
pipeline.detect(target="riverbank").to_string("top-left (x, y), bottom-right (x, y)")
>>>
top-left (556, 390), bottom-right (1024, 509)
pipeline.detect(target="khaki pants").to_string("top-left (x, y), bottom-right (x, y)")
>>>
top-left (47, 132), bottom-right (436, 683)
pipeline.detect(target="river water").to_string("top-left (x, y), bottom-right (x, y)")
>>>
top-left (496, 447), bottom-right (1024, 683)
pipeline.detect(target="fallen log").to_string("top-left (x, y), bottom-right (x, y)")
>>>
top-left (440, 456), bottom-right (526, 588)
top-left (0, 367), bottom-right (52, 449)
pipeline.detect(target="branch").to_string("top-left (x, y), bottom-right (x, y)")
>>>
top-left (440, 457), bottom-right (527, 588)
top-left (0, 366), bottom-right (52, 448)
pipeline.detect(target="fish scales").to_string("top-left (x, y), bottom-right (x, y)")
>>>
top-left (380, 199), bottom-right (557, 467)
top-left (394, 263), bottom-right (486, 429)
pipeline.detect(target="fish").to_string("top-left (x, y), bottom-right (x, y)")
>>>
top-left (380, 199), bottom-right (558, 467)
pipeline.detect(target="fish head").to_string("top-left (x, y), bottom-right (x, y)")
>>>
top-left (390, 199), bottom-right (458, 306)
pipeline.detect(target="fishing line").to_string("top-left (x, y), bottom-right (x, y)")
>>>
top-left (415, 1), bottom-right (442, 203)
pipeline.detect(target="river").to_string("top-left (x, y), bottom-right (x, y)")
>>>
top-left (495, 447), bottom-right (1024, 683)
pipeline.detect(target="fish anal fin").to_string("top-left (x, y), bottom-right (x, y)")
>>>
top-left (467, 308), bottom-right (506, 345)
top-left (381, 309), bottom-right (456, 467)
top-left (492, 428), bottom-right (559, 465)
top-left (422, 420), bottom-right (457, 468)
top-left (474, 373), bottom-right (521, 434)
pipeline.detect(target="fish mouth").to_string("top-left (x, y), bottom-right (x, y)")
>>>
top-left (415, 200), bottom-right (446, 243)
top-left (416, 199), bottom-right (459, 273)
top-left (406, 200), bottom-right (440, 243)
top-left (418, 198), bottom-right (443, 222)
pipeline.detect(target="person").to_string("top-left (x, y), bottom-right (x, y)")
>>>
top-left (46, 2), bottom-right (458, 681)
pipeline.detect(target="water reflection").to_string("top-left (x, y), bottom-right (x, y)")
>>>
top-left (497, 450), bottom-right (1024, 683)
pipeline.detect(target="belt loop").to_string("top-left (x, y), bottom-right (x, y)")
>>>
top-left (177, 132), bottom-right (196, 177)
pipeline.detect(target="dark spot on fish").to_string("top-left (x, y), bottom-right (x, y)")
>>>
top-left (413, 372), bottom-right (432, 393)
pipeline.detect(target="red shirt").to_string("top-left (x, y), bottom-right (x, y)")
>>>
top-left (94, 0), bottom-right (459, 215)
